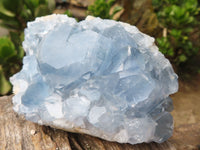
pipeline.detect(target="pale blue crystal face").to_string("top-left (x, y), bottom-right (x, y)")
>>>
top-left (10, 14), bottom-right (178, 144)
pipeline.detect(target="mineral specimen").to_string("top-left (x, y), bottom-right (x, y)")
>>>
top-left (10, 14), bottom-right (178, 144)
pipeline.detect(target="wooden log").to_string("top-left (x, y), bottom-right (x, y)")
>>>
top-left (0, 96), bottom-right (199, 150)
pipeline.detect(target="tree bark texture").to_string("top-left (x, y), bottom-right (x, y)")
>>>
top-left (0, 96), bottom-right (199, 150)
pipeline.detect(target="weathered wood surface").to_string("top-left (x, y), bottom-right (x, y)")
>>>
top-left (0, 96), bottom-right (199, 150)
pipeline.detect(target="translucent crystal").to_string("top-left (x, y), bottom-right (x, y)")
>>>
top-left (10, 14), bottom-right (178, 144)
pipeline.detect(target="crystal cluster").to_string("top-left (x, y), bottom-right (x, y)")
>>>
top-left (10, 14), bottom-right (178, 144)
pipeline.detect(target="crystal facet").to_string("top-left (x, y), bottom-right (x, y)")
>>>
top-left (10, 14), bottom-right (178, 144)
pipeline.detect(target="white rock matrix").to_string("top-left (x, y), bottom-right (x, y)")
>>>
top-left (10, 14), bottom-right (178, 144)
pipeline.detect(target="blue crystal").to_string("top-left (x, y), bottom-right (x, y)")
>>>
top-left (10, 14), bottom-right (178, 144)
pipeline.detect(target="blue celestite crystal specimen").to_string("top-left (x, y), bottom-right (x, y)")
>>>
top-left (10, 14), bottom-right (178, 144)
